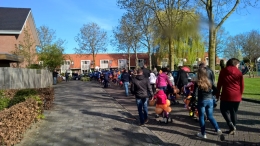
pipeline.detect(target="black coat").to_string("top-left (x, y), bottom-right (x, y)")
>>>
top-left (142, 68), bottom-right (150, 78)
top-left (130, 75), bottom-right (153, 98)
top-left (176, 69), bottom-right (188, 89)
top-left (121, 72), bottom-right (130, 83)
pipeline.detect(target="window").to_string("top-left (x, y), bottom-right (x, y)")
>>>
top-left (81, 60), bottom-right (90, 70)
top-left (39, 61), bottom-right (43, 65)
top-left (101, 60), bottom-right (109, 64)
top-left (64, 60), bottom-right (71, 65)
top-left (100, 60), bottom-right (109, 69)
top-left (138, 59), bottom-right (144, 67)
top-left (19, 44), bottom-right (23, 50)
top-left (118, 59), bottom-right (127, 69)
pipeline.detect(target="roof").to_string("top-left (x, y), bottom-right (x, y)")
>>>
top-left (0, 7), bottom-right (31, 33)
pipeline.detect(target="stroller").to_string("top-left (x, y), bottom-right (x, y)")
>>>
top-left (166, 84), bottom-right (180, 105)
top-left (184, 95), bottom-right (200, 121)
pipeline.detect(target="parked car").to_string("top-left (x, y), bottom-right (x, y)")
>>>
top-left (171, 71), bottom-right (196, 83)
top-left (72, 73), bottom-right (81, 80)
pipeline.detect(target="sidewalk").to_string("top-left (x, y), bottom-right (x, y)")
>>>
top-left (104, 82), bottom-right (260, 146)
top-left (15, 81), bottom-right (167, 146)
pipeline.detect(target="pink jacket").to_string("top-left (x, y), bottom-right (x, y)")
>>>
top-left (154, 90), bottom-right (167, 104)
top-left (156, 72), bottom-right (172, 88)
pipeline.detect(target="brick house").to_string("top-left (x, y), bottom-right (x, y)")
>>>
top-left (60, 53), bottom-right (149, 74)
top-left (0, 7), bottom-right (39, 67)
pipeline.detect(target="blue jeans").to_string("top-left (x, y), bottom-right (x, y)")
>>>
top-left (198, 99), bottom-right (220, 135)
top-left (158, 86), bottom-right (167, 94)
top-left (123, 82), bottom-right (129, 96)
top-left (53, 77), bottom-right (57, 85)
top-left (136, 98), bottom-right (148, 124)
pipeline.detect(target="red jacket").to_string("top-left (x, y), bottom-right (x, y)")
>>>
top-left (216, 66), bottom-right (244, 102)
top-left (154, 90), bottom-right (167, 104)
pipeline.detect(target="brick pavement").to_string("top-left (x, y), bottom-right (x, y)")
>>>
top-left (15, 81), bottom-right (170, 146)
top-left (104, 82), bottom-right (260, 146)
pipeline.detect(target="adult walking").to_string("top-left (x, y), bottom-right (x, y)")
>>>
top-left (216, 58), bottom-right (244, 135)
top-left (176, 66), bottom-right (188, 92)
top-left (121, 69), bottom-right (131, 97)
top-left (53, 70), bottom-right (58, 85)
top-left (103, 70), bottom-right (109, 88)
top-left (131, 69), bottom-right (153, 126)
top-left (193, 67), bottom-right (223, 139)
top-left (156, 68), bottom-right (172, 94)
top-left (149, 71), bottom-right (157, 94)
top-left (65, 71), bottom-right (69, 82)
top-left (199, 62), bottom-right (217, 107)
top-left (142, 64), bottom-right (150, 78)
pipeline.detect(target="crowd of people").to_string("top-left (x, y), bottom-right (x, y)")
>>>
top-left (93, 58), bottom-right (244, 140)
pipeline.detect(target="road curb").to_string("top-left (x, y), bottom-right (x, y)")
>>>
top-left (242, 98), bottom-right (260, 104)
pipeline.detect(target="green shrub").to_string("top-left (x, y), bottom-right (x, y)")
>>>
top-left (81, 77), bottom-right (90, 81)
top-left (0, 97), bottom-right (10, 111)
top-left (9, 89), bottom-right (38, 107)
top-left (14, 89), bottom-right (37, 97)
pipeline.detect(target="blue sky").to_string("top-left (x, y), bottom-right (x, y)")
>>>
top-left (1, 0), bottom-right (259, 54)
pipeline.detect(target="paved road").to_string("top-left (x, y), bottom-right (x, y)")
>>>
top-left (16, 81), bottom-right (166, 146)
top-left (105, 82), bottom-right (260, 146)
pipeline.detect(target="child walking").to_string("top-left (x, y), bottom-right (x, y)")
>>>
top-left (152, 89), bottom-right (171, 116)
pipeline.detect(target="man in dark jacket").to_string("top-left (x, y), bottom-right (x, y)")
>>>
top-left (121, 69), bottom-right (131, 96)
top-left (131, 69), bottom-right (153, 126)
top-left (53, 70), bottom-right (58, 85)
top-left (176, 66), bottom-right (188, 91)
top-left (103, 70), bottom-right (109, 88)
top-left (199, 63), bottom-right (215, 84)
top-left (142, 64), bottom-right (150, 78)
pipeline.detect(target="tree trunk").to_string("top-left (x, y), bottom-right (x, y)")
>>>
top-left (92, 53), bottom-right (95, 69)
top-left (169, 38), bottom-right (174, 71)
top-left (209, 25), bottom-right (217, 73)
top-left (128, 47), bottom-right (130, 70)
top-left (148, 46), bottom-right (152, 70)
top-left (135, 50), bottom-right (138, 69)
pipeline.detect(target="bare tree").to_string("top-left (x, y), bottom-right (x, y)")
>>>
top-left (74, 23), bottom-right (107, 68)
top-left (12, 27), bottom-right (36, 67)
top-left (112, 12), bottom-right (142, 69)
top-left (242, 30), bottom-right (260, 63)
top-left (198, 0), bottom-right (258, 72)
top-left (223, 35), bottom-right (243, 60)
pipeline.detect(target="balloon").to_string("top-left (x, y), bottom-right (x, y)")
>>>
top-left (149, 100), bottom-right (156, 106)
top-left (187, 96), bottom-right (192, 100)
top-left (155, 108), bottom-right (163, 114)
top-left (165, 107), bottom-right (172, 112)
top-left (166, 99), bottom-right (170, 106)
top-left (162, 104), bottom-right (168, 110)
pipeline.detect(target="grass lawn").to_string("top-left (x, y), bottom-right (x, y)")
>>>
top-left (215, 75), bottom-right (260, 100)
